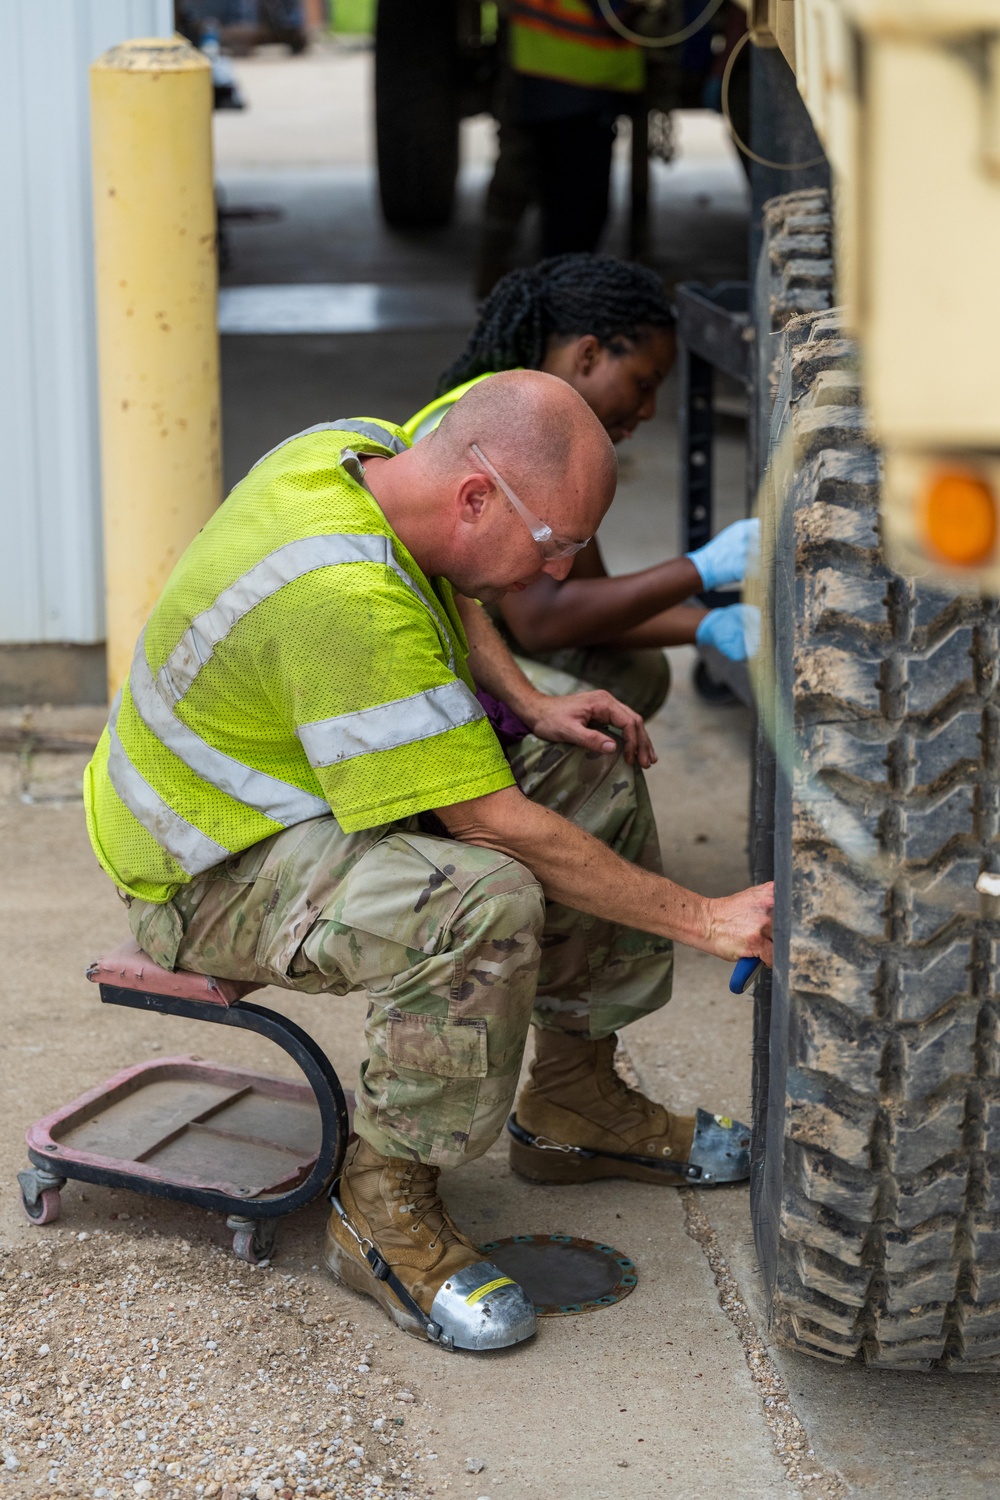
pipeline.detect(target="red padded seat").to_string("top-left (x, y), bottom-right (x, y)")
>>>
top-left (87, 940), bottom-right (262, 1007)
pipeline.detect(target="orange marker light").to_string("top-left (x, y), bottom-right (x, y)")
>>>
top-left (923, 471), bottom-right (997, 567)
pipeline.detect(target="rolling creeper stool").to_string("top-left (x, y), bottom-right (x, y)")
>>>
top-left (17, 941), bottom-right (350, 1264)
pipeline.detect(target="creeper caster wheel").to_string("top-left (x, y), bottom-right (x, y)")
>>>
top-left (228, 1215), bottom-right (276, 1265)
top-left (18, 1167), bottom-right (66, 1225)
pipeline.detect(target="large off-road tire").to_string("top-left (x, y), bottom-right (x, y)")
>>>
top-left (749, 189), bottom-right (834, 1228)
top-left (374, 0), bottom-right (461, 231)
top-left (753, 298), bottom-right (1000, 1370)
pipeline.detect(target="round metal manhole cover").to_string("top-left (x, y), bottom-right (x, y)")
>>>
top-left (478, 1234), bottom-right (637, 1316)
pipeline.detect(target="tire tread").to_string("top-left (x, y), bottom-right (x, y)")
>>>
top-left (758, 189), bottom-right (1000, 1370)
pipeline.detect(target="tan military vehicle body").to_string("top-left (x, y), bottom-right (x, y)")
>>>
top-left (751, 0), bottom-right (1000, 578)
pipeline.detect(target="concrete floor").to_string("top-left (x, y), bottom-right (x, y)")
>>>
top-left (3, 40), bottom-right (1000, 1500)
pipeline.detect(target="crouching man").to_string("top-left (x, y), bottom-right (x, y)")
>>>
top-left (84, 372), bottom-right (772, 1353)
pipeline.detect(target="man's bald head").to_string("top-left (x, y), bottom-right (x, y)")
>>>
top-left (429, 369), bottom-right (617, 536)
top-left (362, 370), bottom-right (618, 602)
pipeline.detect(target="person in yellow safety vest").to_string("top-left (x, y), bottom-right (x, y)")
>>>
top-left (491, 0), bottom-right (644, 264)
top-left (85, 373), bottom-right (773, 1354)
top-left (404, 254), bottom-right (757, 721)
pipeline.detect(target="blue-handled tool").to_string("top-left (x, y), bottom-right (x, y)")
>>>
top-left (730, 956), bottom-right (762, 995)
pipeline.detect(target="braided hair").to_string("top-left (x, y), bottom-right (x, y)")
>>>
top-left (436, 254), bottom-right (675, 396)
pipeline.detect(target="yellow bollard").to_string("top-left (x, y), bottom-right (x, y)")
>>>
top-left (91, 37), bottom-right (221, 701)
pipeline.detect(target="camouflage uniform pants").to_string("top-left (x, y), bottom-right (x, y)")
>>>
top-left (126, 739), bottom-right (673, 1168)
top-left (509, 647), bottom-right (671, 722)
top-left (485, 604), bottom-right (672, 720)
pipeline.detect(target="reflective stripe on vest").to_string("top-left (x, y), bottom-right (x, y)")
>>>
top-left (158, 532), bottom-right (456, 704)
top-left (297, 680), bottom-right (484, 768)
top-left (510, 0), bottom-right (644, 92)
top-left (119, 527), bottom-right (463, 861)
top-left (106, 693), bottom-right (231, 876)
top-left (115, 534), bottom-right (458, 846)
top-left (130, 632), bottom-right (330, 826)
top-left (251, 418), bottom-right (407, 472)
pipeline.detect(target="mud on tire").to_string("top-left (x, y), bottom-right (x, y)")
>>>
top-left (754, 290), bottom-right (1000, 1371)
top-left (750, 188), bottom-right (835, 1277)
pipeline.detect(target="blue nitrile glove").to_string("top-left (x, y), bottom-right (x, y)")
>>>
top-left (695, 603), bottom-right (760, 662)
top-left (686, 517), bottom-right (760, 592)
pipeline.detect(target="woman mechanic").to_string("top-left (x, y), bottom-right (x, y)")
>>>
top-left (403, 253), bottom-right (756, 720)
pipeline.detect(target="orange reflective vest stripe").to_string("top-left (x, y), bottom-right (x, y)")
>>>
top-left (510, 0), bottom-right (645, 94)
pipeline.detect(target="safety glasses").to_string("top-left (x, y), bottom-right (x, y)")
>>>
top-left (470, 443), bottom-right (591, 561)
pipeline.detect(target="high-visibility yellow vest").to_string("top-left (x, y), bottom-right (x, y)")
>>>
top-left (509, 0), bottom-right (645, 95)
top-left (84, 418), bottom-right (514, 904)
top-left (402, 374), bottom-right (494, 445)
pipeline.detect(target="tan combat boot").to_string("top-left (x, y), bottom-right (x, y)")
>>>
top-left (324, 1138), bottom-right (536, 1351)
top-left (508, 1029), bottom-right (750, 1186)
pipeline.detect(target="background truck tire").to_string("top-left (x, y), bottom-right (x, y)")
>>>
top-left (752, 286), bottom-right (1000, 1369)
top-left (375, 0), bottom-right (461, 230)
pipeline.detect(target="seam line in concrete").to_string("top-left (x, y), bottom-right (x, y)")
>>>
top-left (680, 1187), bottom-right (848, 1500)
top-left (615, 1041), bottom-right (845, 1499)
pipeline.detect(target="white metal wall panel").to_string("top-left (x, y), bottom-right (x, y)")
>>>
top-left (0, 0), bottom-right (174, 643)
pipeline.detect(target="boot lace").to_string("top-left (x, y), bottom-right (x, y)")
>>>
top-left (391, 1163), bottom-right (467, 1251)
top-left (607, 1051), bottom-right (664, 1123)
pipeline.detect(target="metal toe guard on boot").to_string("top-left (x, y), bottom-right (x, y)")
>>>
top-left (429, 1260), bottom-right (537, 1352)
top-left (688, 1108), bottom-right (750, 1183)
top-left (327, 1192), bottom-right (536, 1352)
top-left (506, 1109), bottom-right (750, 1184)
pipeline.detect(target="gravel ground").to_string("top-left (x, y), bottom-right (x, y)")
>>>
top-left (0, 1230), bottom-right (432, 1500)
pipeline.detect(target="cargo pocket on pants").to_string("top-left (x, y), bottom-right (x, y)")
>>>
top-left (380, 1011), bottom-right (489, 1157)
top-left (385, 1012), bottom-right (488, 1078)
